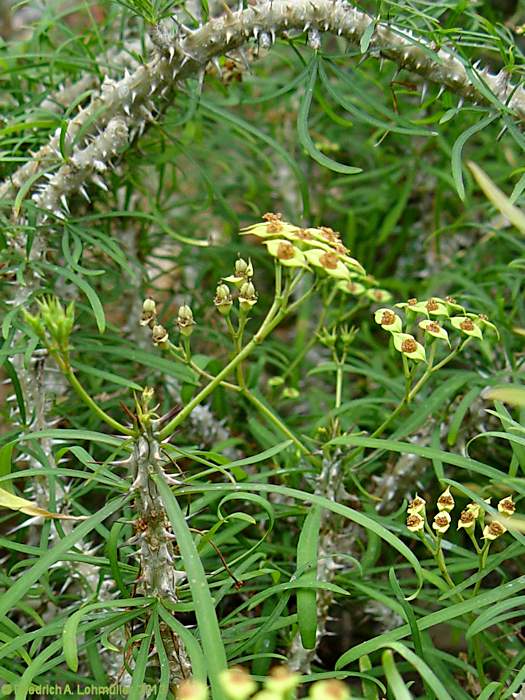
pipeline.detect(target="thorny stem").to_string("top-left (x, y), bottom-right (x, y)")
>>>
top-left (5, 1), bottom-right (525, 211)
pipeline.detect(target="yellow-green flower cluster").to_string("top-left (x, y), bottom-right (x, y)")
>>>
top-left (214, 257), bottom-right (258, 315)
top-left (188, 665), bottom-right (352, 700)
top-left (374, 295), bottom-right (499, 363)
top-left (241, 213), bottom-right (366, 284)
top-left (405, 488), bottom-right (455, 535)
top-left (140, 297), bottom-right (196, 346)
top-left (23, 296), bottom-right (75, 355)
top-left (406, 489), bottom-right (517, 543)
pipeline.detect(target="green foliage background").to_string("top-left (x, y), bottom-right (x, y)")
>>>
top-left (0, 0), bottom-right (524, 698)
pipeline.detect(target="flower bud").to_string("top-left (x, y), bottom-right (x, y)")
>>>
top-left (317, 327), bottom-right (337, 349)
top-left (235, 257), bottom-right (253, 278)
top-left (177, 305), bottom-right (195, 336)
top-left (214, 284), bottom-right (233, 315)
top-left (219, 667), bottom-right (257, 700)
top-left (140, 297), bottom-right (157, 327)
top-left (224, 257), bottom-right (254, 285)
top-left (151, 323), bottom-right (169, 346)
top-left (239, 281), bottom-right (257, 311)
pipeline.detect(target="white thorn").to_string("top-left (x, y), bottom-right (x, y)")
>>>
top-left (92, 175), bottom-right (108, 191)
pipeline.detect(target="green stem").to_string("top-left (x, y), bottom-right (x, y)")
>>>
top-left (159, 265), bottom-right (286, 442)
top-left (242, 388), bottom-right (317, 464)
top-left (64, 366), bottom-right (136, 437)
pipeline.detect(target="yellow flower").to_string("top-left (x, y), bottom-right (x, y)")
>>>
top-left (366, 288), bottom-right (392, 304)
top-left (411, 298), bottom-right (449, 317)
top-left (483, 520), bottom-right (507, 540)
top-left (419, 319), bottom-right (450, 344)
top-left (240, 212), bottom-right (298, 239)
top-left (457, 508), bottom-right (476, 531)
top-left (407, 495), bottom-right (426, 514)
top-left (303, 248), bottom-right (352, 279)
top-left (393, 333), bottom-right (426, 362)
top-left (432, 511), bottom-right (451, 534)
top-left (437, 487), bottom-right (455, 512)
top-left (219, 667), bottom-right (257, 700)
top-left (497, 496), bottom-right (515, 517)
top-left (406, 512), bottom-right (425, 532)
top-left (336, 280), bottom-right (366, 296)
top-left (310, 679), bottom-right (351, 700)
top-left (265, 666), bottom-right (300, 694)
top-left (374, 308), bottom-right (402, 333)
top-left (177, 680), bottom-right (208, 700)
top-left (450, 316), bottom-right (483, 339)
top-left (264, 239), bottom-right (308, 268)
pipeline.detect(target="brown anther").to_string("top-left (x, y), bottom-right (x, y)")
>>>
top-left (297, 228), bottom-right (313, 240)
top-left (319, 251), bottom-right (339, 269)
top-left (277, 241), bottom-right (295, 260)
top-left (408, 298), bottom-right (417, 305)
top-left (487, 521), bottom-right (505, 537)
top-left (460, 509), bottom-right (475, 525)
top-left (320, 226), bottom-right (339, 243)
top-left (380, 311), bottom-right (396, 326)
top-left (434, 513), bottom-right (449, 527)
top-left (334, 243), bottom-right (349, 254)
top-left (445, 295), bottom-right (456, 304)
top-left (479, 313), bottom-right (488, 320)
top-left (428, 322), bottom-right (441, 333)
top-left (267, 220), bottom-right (283, 233)
top-left (409, 496), bottom-right (425, 512)
top-left (438, 492), bottom-right (454, 509)
top-left (374, 290), bottom-right (385, 301)
top-left (401, 338), bottom-right (417, 353)
top-left (460, 319), bottom-right (475, 331)
top-left (407, 514), bottom-right (421, 528)
top-left (426, 298), bottom-right (439, 312)
top-left (347, 283), bottom-right (358, 292)
top-left (263, 211), bottom-right (282, 222)
top-left (499, 498), bottom-right (516, 515)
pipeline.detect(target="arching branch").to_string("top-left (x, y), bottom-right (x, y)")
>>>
top-left (1, 0), bottom-right (523, 211)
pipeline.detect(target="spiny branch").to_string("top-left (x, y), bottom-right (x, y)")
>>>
top-left (1, 0), bottom-right (524, 212)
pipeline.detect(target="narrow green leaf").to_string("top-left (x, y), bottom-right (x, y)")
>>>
top-left (154, 475), bottom-right (228, 698)
top-left (296, 505), bottom-right (322, 649)
top-left (41, 262), bottom-right (106, 333)
top-left (298, 57), bottom-right (362, 175)
top-left (63, 598), bottom-right (152, 672)
top-left (382, 649), bottom-right (413, 700)
top-left (451, 115), bottom-right (497, 200)
top-left (0, 495), bottom-right (130, 619)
